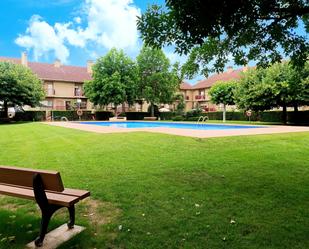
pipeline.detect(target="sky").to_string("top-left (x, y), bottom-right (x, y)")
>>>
top-left (0, 0), bottom-right (192, 79)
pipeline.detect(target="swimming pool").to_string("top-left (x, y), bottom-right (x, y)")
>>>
top-left (79, 121), bottom-right (263, 130)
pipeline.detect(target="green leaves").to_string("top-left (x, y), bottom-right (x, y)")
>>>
top-left (209, 81), bottom-right (237, 106)
top-left (84, 48), bottom-right (138, 108)
top-left (234, 62), bottom-right (309, 112)
top-left (0, 62), bottom-right (44, 114)
top-left (138, 0), bottom-right (309, 76)
top-left (136, 46), bottom-right (180, 107)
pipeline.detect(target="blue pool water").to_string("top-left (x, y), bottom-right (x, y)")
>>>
top-left (79, 121), bottom-right (263, 130)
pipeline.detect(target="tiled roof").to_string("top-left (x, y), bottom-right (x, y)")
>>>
top-left (0, 57), bottom-right (91, 83)
top-left (180, 81), bottom-right (193, 90)
top-left (192, 67), bottom-right (247, 89)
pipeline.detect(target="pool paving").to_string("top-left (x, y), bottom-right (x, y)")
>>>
top-left (45, 121), bottom-right (309, 138)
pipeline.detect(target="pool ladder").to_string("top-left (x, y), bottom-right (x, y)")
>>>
top-left (197, 116), bottom-right (209, 124)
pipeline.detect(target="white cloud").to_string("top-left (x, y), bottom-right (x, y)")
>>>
top-left (15, 0), bottom-right (141, 63)
top-left (15, 15), bottom-right (69, 63)
top-left (74, 17), bottom-right (82, 24)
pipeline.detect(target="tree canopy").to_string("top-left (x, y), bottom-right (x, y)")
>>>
top-left (84, 48), bottom-right (138, 113)
top-left (0, 62), bottom-right (44, 117)
top-left (209, 80), bottom-right (237, 121)
top-left (137, 0), bottom-right (309, 76)
top-left (235, 62), bottom-right (309, 123)
top-left (136, 46), bottom-right (180, 116)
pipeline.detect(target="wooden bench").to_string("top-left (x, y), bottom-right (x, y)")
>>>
top-left (0, 166), bottom-right (90, 247)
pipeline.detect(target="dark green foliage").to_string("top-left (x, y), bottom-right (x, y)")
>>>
top-left (51, 110), bottom-right (95, 121)
top-left (137, 0), bottom-right (309, 76)
top-left (84, 48), bottom-right (138, 109)
top-left (95, 111), bottom-right (113, 121)
top-left (0, 62), bottom-right (44, 117)
top-left (159, 112), bottom-right (174, 120)
top-left (125, 112), bottom-right (150, 120)
top-left (13, 111), bottom-right (45, 121)
top-left (172, 115), bottom-right (185, 121)
top-left (185, 109), bottom-right (203, 119)
top-left (137, 46), bottom-right (180, 116)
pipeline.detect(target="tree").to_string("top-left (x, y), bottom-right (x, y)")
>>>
top-left (137, 0), bottom-right (309, 76)
top-left (208, 80), bottom-right (237, 122)
top-left (235, 62), bottom-right (309, 123)
top-left (84, 48), bottom-right (138, 116)
top-left (136, 46), bottom-right (179, 117)
top-left (0, 62), bottom-right (44, 118)
top-left (173, 93), bottom-right (185, 114)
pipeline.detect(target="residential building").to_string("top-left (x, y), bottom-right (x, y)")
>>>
top-left (179, 66), bottom-right (249, 112)
top-left (0, 52), bottom-right (93, 110)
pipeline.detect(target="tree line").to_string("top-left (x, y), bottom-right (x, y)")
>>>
top-left (84, 46), bottom-right (180, 117)
top-left (209, 62), bottom-right (309, 123)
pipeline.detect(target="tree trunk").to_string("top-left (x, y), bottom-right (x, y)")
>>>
top-left (3, 101), bottom-right (8, 118)
top-left (293, 104), bottom-right (298, 113)
top-left (151, 103), bottom-right (154, 117)
top-left (223, 104), bottom-right (226, 122)
top-left (282, 104), bottom-right (287, 124)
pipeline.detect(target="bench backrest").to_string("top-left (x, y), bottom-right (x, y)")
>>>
top-left (0, 166), bottom-right (64, 192)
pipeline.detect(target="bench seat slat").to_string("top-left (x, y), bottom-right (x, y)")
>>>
top-left (62, 188), bottom-right (90, 199)
top-left (0, 184), bottom-right (79, 207)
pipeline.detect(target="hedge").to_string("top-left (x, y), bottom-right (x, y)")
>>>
top-left (125, 112), bottom-right (150, 120)
top-left (13, 111), bottom-right (46, 121)
top-left (95, 111), bottom-right (113, 120)
top-left (52, 110), bottom-right (94, 121)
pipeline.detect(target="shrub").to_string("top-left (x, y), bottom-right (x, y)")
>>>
top-left (185, 108), bottom-right (203, 119)
top-left (172, 115), bottom-right (185, 121)
top-left (95, 111), bottom-right (113, 120)
top-left (159, 112), bottom-right (174, 120)
top-left (126, 112), bottom-right (150, 120)
top-left (14, 111), bottom-right (46, 121)
top-left (52, 110), bottom-right (94, 121)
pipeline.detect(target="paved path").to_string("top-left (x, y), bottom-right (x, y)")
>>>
top-left (44, 122), bottom-right (309, 138)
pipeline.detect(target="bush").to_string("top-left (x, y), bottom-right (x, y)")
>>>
top-left (14, 111), bottom-right (46, 121)
top-left (126, 112), bottom-right (150, 120)
top-left (52, 110), bottom-right (94, 121)
top-left (172, 115), bottom-right (185, 121)
top-left (95, 111), bottom-right (113, 120)
top-left (159, 112), bottom-right (175, 120)
top-left (185, 108), bottom-right (203, 119)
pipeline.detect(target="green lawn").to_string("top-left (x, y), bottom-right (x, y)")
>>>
top-left (0, 123), bottom-right (308, 249)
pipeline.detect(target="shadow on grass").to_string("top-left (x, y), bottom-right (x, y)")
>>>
top-left (0, 197), bottom-right (121, 249)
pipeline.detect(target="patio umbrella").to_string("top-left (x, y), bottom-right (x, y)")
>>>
top-left (159, 107), bottom-right (170, 112)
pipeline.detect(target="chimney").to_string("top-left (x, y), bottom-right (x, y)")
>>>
top-left (226, 66), bottom-right (233, 73)
top-left (21, 52), bottom-right (28, 67)
top-left (54, 59), bottom-right (61, 68)
top-left (87, 60), bottom-right (94, 74)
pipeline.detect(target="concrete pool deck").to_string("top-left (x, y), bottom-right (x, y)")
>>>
top-left (44, 121), bottom-right (309, 138)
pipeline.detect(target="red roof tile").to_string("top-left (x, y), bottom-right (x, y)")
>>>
top-left (0, 57), bottom-right (91, 83)
top-left (192, 67), bottom-right (247, 89)
top-left (180, 81), bottom-right (193, 90)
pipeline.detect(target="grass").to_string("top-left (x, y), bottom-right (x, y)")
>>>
top-left (0, 123), bottom-right (308, 249)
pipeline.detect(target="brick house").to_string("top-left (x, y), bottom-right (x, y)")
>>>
top-left (179, 66), bottom-right (249, 112)
top-left (0, 52), bottom-right (93, 111)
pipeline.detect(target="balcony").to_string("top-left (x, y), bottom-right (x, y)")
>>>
top-left (74, 89), bottom-right (84, 97)
top-left (195, 95), bottom-right (206, 101)
top-left (46, 89), bottom-right (55, 96)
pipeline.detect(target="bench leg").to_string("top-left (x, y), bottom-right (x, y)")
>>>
top-left (35, 205), bottom-right (62, 247)
top-left (67, 205), bottom-right (75, 229)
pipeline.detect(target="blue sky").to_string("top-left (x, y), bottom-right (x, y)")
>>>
top-left (0, 0), bottom-right (181, 69)
top-left (1, 0), bottom-right (307, 84)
